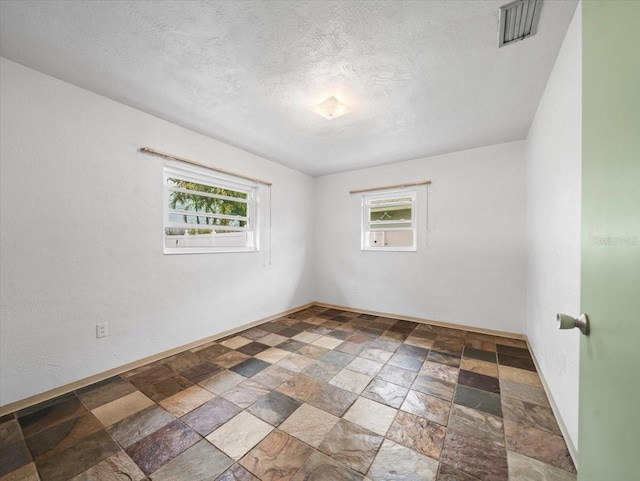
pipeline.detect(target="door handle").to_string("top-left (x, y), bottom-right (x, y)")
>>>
top-left (557, 313), bottom-right (590, 336)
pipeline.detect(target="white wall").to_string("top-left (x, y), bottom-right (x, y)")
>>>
top-left (315, 141), bottom-right (527, 334)
top-left (0, 59), bottom-right (315, 406)
top-left (525, 3), bottom-right (582, 453)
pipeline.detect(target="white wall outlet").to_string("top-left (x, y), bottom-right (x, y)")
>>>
top-left (96, 323), bottom-right (108, 338)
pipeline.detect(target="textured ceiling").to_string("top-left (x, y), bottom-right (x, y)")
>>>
top-left (0, 0), bottom-right (578, 176)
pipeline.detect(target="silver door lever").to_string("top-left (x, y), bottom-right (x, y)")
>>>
top-left (557, 313), bottom-right (589, 336)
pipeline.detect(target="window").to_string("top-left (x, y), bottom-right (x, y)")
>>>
top-left (361, 189), bottom-right (417, 251)
top-left (163, 166), bottom-right (259, 254)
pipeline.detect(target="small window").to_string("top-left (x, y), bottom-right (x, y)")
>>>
top-left (163, 166), bottom-right (259, 254)
top-left (361, 189), bottom-right (417, 251)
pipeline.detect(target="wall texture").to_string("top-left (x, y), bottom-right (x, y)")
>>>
top-left (0, 59), bottom-right (316, 406)
top-left (525, 3), bottom-right (582, 453)
top-left (314, 141), bottom-right (527, 334)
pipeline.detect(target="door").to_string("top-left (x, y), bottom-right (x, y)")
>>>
top-left (579, 1), bottom-right (640, 479)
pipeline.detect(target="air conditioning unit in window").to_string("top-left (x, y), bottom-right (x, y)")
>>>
top-left (370, 231), bottom-right (385, 247)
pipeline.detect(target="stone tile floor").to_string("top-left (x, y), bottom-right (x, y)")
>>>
top-left (0, 306), bottom-right (577, 481)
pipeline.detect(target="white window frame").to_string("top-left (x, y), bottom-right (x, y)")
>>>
top-left (163, 165), bottom-right (260, 254)
top-left (361, 188), bottom-right (417, 252)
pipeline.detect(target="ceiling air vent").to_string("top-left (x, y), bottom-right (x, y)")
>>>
top-left (498, 0), bottom-right (543, 48)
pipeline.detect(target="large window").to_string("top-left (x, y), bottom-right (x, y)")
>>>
top-left (163, 166), bottom-right (259, 254)
top-left (361, 189), bottom-right (417, 251)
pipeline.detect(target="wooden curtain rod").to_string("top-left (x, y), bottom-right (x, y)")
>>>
top-left (349, 180), bottom-right (431, 194)
top-left (140, 147), bottom-right (272, 186)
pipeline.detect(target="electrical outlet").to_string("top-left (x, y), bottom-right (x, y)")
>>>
top-left (96, 323), bottom-right (108, 338)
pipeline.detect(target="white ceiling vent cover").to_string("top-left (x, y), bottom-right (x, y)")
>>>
top-left (498, 0), bottom-right (543, 48)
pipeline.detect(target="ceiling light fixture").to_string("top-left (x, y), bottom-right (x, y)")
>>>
top-left (313, 96), bottom-right (350, 120)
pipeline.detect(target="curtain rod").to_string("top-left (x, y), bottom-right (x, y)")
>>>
top-left (140, 147), bottom-right (272, 186)
top-left (349, 180), bottom-right (431, 194)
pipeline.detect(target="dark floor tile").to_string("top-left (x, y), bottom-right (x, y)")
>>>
top-left (387, 353), bottom-right (423, 372)
top-left (230, 358), bottom-right (271, 377)
top-left (140, 375), bottom-right (194, 402)
top-left (35, 429), bottom-right (119, 481)
top-left (347, 332), bottom-right (377, 344)
top-left (397, 344), bottom-right (429, 360)
top-left (180, 361), bottom-right (224, 383)
top-left (437, 463), bottom-right (481, 481)
top-left (427, 350), bottom-right (462, 367)
top-left (247, 391), bottom-right (301, 427)
top-left (237, 342), bottom-right (270, 356)
top-left (277, 339), bottom-right (308, 352)
top-left (195, 344), bottom-right (233, 362)
top-left (278, 327), bottom-right (303, 338)
top-left (327, 329), bottom-right (350, 340)
top-left (291, 322), bottom-right (316, 331)
top-left (218, 464), bottom-right (260, 481)
top-left (307, 383), bottom-right (358, 417)
top-left (75, 376), bottom-right (136, 410)
top-left (25, 412), bottom-right (102, 459)
top-left (496, 344), bottom-right (532, 360)
top-left (497, 353), bottom-right (537, 372)
top-left (453, 385), bottom-right (502, 418)
top-left (126, 365), bottom-right (174, 389)
top-left (108, 405), bottom-right (175, 447)
top-left (332, 315), bottom-right (352, 323)
top-left (181, 396), bottom-right (241, 436)
top-left (458, 370), bottom-right (501, 394)
top-left (18, 394), bottom-right (86, 438)
top-left (125, 420), bottom-right (200, 475)
top-left (462, 347), bottom-right (496, 363)
top-left (320, 350), bottom-right (355, 368)
top-left (161, 351), bottom-right (202, 373)
top-left (440, 429), bottom-right (508, 481)
top-left (431, 339), bottom-right (464, 356)
top-left (0, 419), bottom-right (32, 476)
top-left (357, 313), bottom-right (378, 321)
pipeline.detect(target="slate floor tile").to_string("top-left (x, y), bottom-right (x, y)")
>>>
top-left (368, 439), bottom-right (439, 481)
top-left (206, 411), bottom-right (273, 460)
top-left (453, 385), bottom-right (503, 418)
top-left (319, 419), bottom-right (384, 475)
top-left (387, 410), bottom-right (446, 460)
top-left (247, 391), bottom-right (301, 427)
top-left (181, 396), bottom-right (241, 436)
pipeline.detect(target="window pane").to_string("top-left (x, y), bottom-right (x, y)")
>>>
top-left (164, 228), bottom-right (248, 248)
top-left (369, 230), bottom-right (414, 247)
top-left (168, 191), bottom-right (247, 217)
top-left (370, 205), bottom-right (412, 223)
top-left (166, 178), bottom-right (248, 199)
top-left (168, 213), bottom-right (248, 228)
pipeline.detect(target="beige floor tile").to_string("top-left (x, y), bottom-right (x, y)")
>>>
top-left (460, 358), bottom-right (498, 377)
top-left (507, 451), bottom-right (576, 481)
top-left (343, 398), bottom-right (397, 436)
top-left (292, 332), bottom-right (322, 343)
top-left (91, 391), bottom-right (154, 427)
top-left (219, 336), bottom-right (253, 349)
top-left (277, 354), bottom-right (315, 372)
top-left (328, 369), bottom-right (373, 394)
top-left (206, 412), bottom-right (273, 460)
top-left (159, 385), bottom-right (214, 417)
top-left (499, 365), bottom-right (543, 388)
top-left (279, 404), bottom-right (339, 447)
top-left (0, 463), bottom-right (39, 481)
top-left (198, 370), bottom-right (246, 395)
top-left (254, 347), bottom-right (291, 364)
top-left (260, 333), bottom-right (288, 347)
top-left (311, 336), bottom-right (344, 349)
